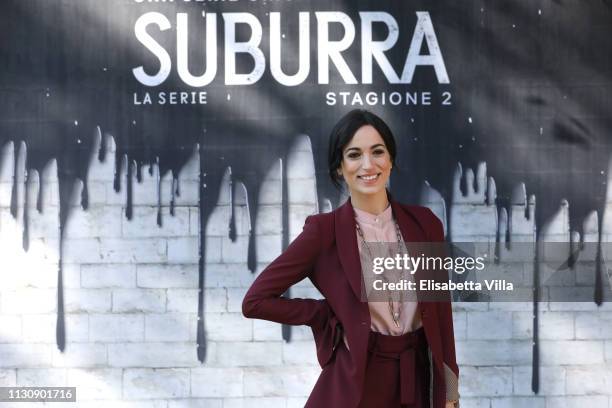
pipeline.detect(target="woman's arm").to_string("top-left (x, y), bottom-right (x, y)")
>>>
top-left (429, 209), bottom-right (460, 407)
top-left (242, 215), bottom-right (327, 328)
top-left (439, 298), bottom-right (460, 407)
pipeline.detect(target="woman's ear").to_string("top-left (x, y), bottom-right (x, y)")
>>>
top-left (337, 168), bottom-right (343, 177)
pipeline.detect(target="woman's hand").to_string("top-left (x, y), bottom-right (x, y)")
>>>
top-left (445, 401), bottom-right (457, 408)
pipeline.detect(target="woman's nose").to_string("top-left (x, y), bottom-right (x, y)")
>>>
top-left (361, 154), bottom-right (373, 169)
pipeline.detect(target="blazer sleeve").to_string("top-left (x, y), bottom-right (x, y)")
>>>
top-left (242, 215), bottom-right (327, 328)
top-left (428, 209), bottom-right (460, 404)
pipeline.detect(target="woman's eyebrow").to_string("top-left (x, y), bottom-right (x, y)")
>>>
top-left (344, 144), bottom-right (385, 153)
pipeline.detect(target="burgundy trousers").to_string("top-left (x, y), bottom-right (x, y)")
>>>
top-left (358, 327), bottom-right (431, 408)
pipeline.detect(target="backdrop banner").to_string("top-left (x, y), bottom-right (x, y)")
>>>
top-left (1, 0), bottom-right (611, 401)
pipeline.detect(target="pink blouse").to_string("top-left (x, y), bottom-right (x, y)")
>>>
top-left (354, 205), bottom-right (421, 336)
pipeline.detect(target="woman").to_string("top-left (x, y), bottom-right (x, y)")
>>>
top-left (242, 109), bottom-right (459, 408)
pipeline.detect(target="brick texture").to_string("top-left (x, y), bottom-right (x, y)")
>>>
top-left (0, 136), bottom-right (610, 407)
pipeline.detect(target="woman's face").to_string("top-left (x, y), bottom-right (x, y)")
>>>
top-left (338, 125), bottom-right (393, 198)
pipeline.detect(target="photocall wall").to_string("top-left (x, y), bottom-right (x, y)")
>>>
top-left (0, 0), bottom-right (611, 406)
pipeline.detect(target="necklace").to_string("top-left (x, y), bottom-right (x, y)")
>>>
top-left (355, 213), bottom-right (407, 328)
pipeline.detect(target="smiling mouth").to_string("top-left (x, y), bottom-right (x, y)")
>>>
top-left (358, 173), bottom-right (380, 181)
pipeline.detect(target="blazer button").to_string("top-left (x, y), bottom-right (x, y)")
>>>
top-left (361, 322), bottom-right (366, 325)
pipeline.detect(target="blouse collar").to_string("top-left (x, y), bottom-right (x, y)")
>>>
top-left (353, 203), bottom-right (393, 226)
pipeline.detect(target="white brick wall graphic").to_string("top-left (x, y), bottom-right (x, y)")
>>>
top-left (0, 134), bottom-right (611, 408)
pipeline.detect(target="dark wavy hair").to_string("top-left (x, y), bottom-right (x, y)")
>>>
top-left (327, 109), bottom-right (397, 189)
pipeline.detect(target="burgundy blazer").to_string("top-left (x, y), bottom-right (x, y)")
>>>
top-left (242, 196), bottom-right (459, 407)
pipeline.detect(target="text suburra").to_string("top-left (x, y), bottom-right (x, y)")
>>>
top-left (132, 11), bottom-right (451, 106)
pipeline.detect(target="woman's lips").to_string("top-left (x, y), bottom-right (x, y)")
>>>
top-left (357, 173), bottom-right (381, 184)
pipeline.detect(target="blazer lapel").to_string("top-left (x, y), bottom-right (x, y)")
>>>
top-left (390, 199), bottom-right (426, 244)
top-left (391, 198), bottom-right (444, 347)
top-left (335, 199), bottom-right (364, 301)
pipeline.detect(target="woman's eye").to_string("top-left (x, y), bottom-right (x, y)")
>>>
top-left (373, 149), bottom-right (385, 155)
top-left (347, 153), bottom-right (361, 159)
